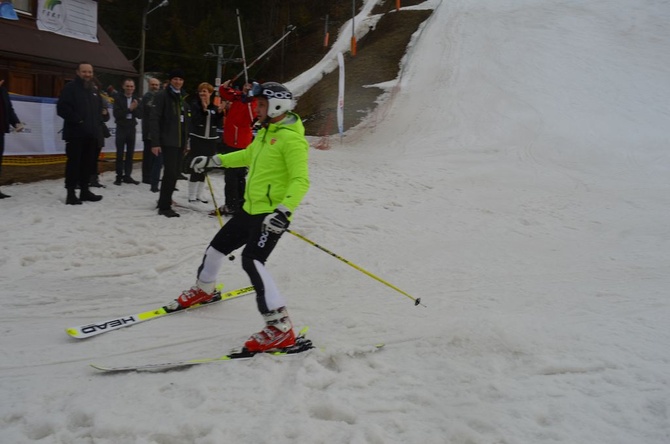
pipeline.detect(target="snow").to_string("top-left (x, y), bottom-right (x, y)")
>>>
top-left (2, 0), bottom-right (670, 442)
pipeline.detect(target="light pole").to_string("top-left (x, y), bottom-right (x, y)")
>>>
top-left (351, 0), bottom-right (357, 56)
top-left (139, 0), bottom-right (168, 95)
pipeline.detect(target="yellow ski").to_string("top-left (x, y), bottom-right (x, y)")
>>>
top-left (66, 285), bottom-right (255, 339)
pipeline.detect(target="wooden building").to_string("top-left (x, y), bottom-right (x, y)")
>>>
top-left (0, 0), bottom-right (136, 97)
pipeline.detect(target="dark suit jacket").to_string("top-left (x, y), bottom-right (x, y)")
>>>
top-left (113, 93), bottom-right (141, 127)
top-left (57, 77), bottom-right (108, 141)
top-left (140, 91), bottom-right (157, 140)
top-left (149, 87), bottom-right (191, 148)
top-left (1, 85), bottom-right (21, 134)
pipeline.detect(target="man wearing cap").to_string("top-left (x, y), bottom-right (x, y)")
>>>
top-left (149, 69), bottom-right (191, 217)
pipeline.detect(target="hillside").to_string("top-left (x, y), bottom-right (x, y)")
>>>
top-left (294, 0), bottom-right (432, 135)
top-left (1, 0), bottom-right (433, 185)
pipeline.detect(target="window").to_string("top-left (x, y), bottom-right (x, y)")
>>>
top-left (13, 0), bottom-right (34, 15)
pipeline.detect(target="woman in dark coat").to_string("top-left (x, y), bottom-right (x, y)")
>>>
top-left (186, 82), bottom-right (224, 203)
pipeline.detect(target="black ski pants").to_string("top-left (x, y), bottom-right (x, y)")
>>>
top-left (205, 210), bottom-right (283, 313)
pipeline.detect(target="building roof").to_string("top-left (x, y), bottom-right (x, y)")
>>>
top-left (0, 18), bottom-right (136, 76)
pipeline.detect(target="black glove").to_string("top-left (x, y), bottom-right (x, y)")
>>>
top-left (262, 205), bottom-right (292, 234)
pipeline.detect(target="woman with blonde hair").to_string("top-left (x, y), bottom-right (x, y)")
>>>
top-left (186, 82), bottom-right (224, 203)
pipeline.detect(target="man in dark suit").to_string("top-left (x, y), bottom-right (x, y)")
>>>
top-left (113, 78), bottom-right (141, 185)
top-left (0, 78), bottom-right (24, 199)
top-left (57, 62), bottom-right (108, 205)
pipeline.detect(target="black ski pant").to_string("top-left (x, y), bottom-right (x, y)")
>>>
top-left (204, 210), bottom-right (283, 314)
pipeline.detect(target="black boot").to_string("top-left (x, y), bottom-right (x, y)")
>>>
top-left (158, 208), bottom-right (180, 218)
top-left (66, 188), bottom-right (82, 205)
top-left (80, 187), bottom-right (102, 202)
top-left (90, 174), bottom-right (105, 188)
top-left (122, 176), bottom-right (140, 185)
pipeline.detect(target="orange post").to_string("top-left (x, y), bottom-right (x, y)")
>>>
top-left (351, 36), bottom-right (357, 56)
top-left (396, 0), bottom-right (401, 11)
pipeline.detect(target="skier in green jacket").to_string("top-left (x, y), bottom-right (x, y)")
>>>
top-left (174, 81), bottom-right (310, 352)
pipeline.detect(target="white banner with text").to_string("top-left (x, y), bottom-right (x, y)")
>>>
top-left (5, 95), bottom-right (141, 156)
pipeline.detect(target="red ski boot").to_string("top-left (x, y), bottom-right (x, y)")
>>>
top-left (175, 280), bottom-right (216, 309)
top-left (244, 307), bottom-right (295, 352)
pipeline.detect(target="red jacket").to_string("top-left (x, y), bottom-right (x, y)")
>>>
top-left (219, 85), bottom-right (257, 149)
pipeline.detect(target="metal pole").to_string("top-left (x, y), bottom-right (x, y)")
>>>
top-left (351, 0), bottom-right (357, 56)
top-left (212, 45), bottom-right (223, 106)
top-left (139, 5), bottom-right (148, 95)
top-left (236, 9), bottom-right (249, 84)
top-left (231, 25), bottom-right (296, 82)
top-left (352, 0), bottom-right (355, 39)
top-left (215, 45), bottom-right (223, 86)
top-left (281, 25), bottom-right (286, 81)
top-left (138, 0), bottom-right (168, 95)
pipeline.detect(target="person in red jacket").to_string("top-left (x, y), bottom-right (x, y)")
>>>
top-left (214, 79), bottom-right (257, 215)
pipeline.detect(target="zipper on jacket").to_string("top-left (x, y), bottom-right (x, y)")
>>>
top-left (177, 95), bottom-right (182, 145)
top-left (265, 184), bottom-right (273, 207)
top-left (245, 130), bottom-right (269, 215)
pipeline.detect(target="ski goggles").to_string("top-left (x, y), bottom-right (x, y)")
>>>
top-left (248, 82), bottom-right (292, 100)
top-left (248, 82), bottom-right (263, 97)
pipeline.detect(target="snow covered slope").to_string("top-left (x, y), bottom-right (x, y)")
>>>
top-left (1, 0), bottom-right (669, 442)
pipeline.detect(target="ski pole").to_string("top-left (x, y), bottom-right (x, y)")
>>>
top-left (235, 9), bottom-right (257, 124)
top-left (236, 9), bottom-right (249, 84)
top-left (205, 173), bottom-right (223, 228)
top-left (231, 25), bottom-right (296, 82)
top-left (287, 229), bottom-right (425, 307)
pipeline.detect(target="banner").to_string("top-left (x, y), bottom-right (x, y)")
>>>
top-left (5, 95), bottom-right (139, 156)
top-left (337, 52), bottom-right (345, 137)
top-left (37, 0), bottom-right (99, 43)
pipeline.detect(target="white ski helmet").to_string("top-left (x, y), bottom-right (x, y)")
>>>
top-left (250, 81), bottom-right (294, 118)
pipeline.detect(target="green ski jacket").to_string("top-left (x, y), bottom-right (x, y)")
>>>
top-left (215, 112), bottom-right (310, 216)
